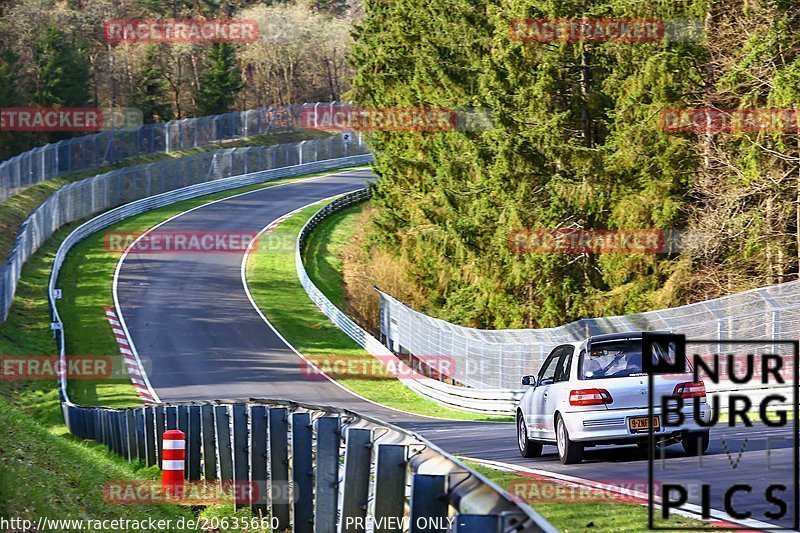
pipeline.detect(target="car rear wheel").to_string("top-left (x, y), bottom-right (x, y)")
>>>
top-left (682, 430), bottom-right (710, 456)
top-left (556, 415), bottom-right (583, 464)
top-left (517, 412), bottom-right (543, 458)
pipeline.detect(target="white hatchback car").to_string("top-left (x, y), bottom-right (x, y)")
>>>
top-left (516, 332), bottom-right (712, 464)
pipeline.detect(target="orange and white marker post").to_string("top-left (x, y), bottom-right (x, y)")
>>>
top-left (161, 429), bottom-right (185, 499)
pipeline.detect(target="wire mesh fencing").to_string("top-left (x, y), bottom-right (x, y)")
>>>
top-left (378, 281), bottom-right (800, 391)
top-left (1, 134), bottom-right (369, 322)
top-left (0, 103), bottom-right (347, 202)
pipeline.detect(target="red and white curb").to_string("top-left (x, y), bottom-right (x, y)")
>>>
top-left (104, 306), bottom-right (158, 405)
top-left (263, 212), bottom-right (294, 233)
top-left (465, 457), bottom-right (772, 531)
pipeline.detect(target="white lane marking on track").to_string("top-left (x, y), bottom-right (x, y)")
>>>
top-left (465, 457), bottom-right (779, 531)
top-left (112, 168), bottom-right (372, 404)
top-left (239, 193), bottom-right (467, 421)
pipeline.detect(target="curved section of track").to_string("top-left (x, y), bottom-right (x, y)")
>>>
top-left (115, 168), bottom-right (792, 529)
top-left (115, 169), bottom-right (422, 423)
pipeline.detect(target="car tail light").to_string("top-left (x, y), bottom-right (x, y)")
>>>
top-left (569, 388), bottom-right (613, 406)
top-left (673, 381), bottom-right (706, 399)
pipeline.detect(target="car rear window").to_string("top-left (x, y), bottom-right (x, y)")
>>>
top-left (579, 339), bottom-right (687, 379)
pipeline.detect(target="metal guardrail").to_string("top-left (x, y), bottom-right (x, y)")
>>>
top-left (0, 103), bottom-right (343, 201)
top-left (296, 190), bottom-right (523, 415)
top-left (62, 398), bottom-right (555, 532)
top-left (41, 157), bottom-right (554, 532)
top-left (2, 134), bottom-right (367, 322)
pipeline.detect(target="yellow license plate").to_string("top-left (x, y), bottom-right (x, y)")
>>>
top-left (629, 416), bottom-right (659, 432)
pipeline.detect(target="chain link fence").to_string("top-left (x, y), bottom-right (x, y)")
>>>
top-left (0, 103), bottom-right (345, 201)
top-left (379, 281), bottom-right (800, 390)
top-left (1, 134), bottom-right (369, 322)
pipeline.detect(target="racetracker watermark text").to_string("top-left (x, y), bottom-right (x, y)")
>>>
top-left (104, 19), bottom-right (259, 44)
top-left (300, 354), bottom-right (455, 381)
top-left (508, 18), bottom-right (703, 43)
top-left (104, 230), bottom-right (258, 254)
top-left (661, 108), bottom-right (800, 134)
top-left (0, 355), bottom-right (112, 380)
top-left (509, 229), bottom-right (666, 254)
top-left (0, 108), bottom-right (142, 132)
top-left (1, 516), bottom-right (272, 531)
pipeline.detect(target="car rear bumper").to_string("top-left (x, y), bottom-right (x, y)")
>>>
top-left (562, 404), bottom-right (711, 443)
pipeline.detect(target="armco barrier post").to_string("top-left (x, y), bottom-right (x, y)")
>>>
top-left (341, 428), bottom-right (372, 532)
top-left (110, 411), bottom-right (121, 455)
top-left (86, 407), bottom-right (96, 440)
top-left (177, 405), bottom-right (189, 436)
top-left (373, 444), bottom-right (407, 533)
top-left (200, 404), bottom-right (217, 481)
top-left (92, 410), bottom-right (101, 443)
top-left (409, 474), bottom-right (448, 533)
top-left (96, 410), bottom-right (105, 447)
top-left (118, 410), bottom-right (130, 458)
top-left (134, 408), bottom-right (146, 462)
top-left (162, 430), bottom-right (185, 499)
top-left (291, 412), bottom-right (313, 533)
top-left (186, 406), bottom-right (202, 481)
top-left (249, 405), bottom-right (269, 517)
top-left (176, 405), bottom-right (190, 479)
top-left (144, 407), bottom-right (157, 467)
top-left (166, 405), bottom-right (177, 429)
top-left (232, 404), bottom-right (249, 509)
top-left (214, 405), bottom-right (234, 481)
top-left (100, 409), bottom-right (111, 448)
top-left (154, 406), bottom-right (166, 463)
top-left (313, 417), bottom-right (340, 533)
top-left (103, 410), bottom-right (112, 449)
top-left (268, 407), bottom-right (290, 530)
top-left (125, 410), bottom-right (137, 461)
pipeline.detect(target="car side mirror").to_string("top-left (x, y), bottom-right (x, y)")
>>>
top-left (522, 375), bottom-right (536, 386)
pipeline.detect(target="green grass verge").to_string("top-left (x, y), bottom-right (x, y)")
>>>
top-left (0, 398), bottom-right (194, 525)
top-left (0, 224), bottom-right (198, 524)
top-left (300, 203), bottom-right (365, 309)
top-left (465, 460), bottom-right (730, 532)
top-left (246, 201), bottom-right (510, 421)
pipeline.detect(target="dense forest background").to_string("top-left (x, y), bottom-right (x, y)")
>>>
top-left (2, 0), bottom-right (798, 330)
top-left (343, 0), bottom-right (800, 329)
top-left (0, 0), bottom-right (361, 159)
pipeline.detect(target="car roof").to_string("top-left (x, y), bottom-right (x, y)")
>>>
top-left (587, 330), bottom-right (676, 352)
top-left (589, 331), bottom-right (644, 343)
top-left (554, 331), bottom-right (673, 352)
top-left (589, 330), bottom-right (673, 343)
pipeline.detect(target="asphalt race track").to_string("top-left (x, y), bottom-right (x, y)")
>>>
top-left (115, 169), bottom-right (796, 529)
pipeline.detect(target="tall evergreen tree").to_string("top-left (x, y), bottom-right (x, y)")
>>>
top-left (349, 0), bottom-right (711, 328)
top-left (133, 45), bottom-right (173, 123)
top-left (196, 43), bottom-right (243, 115)
top-left (0, 46), bottom-right (27, 159)
top-left (32, 27), bottom-right (90, 107)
